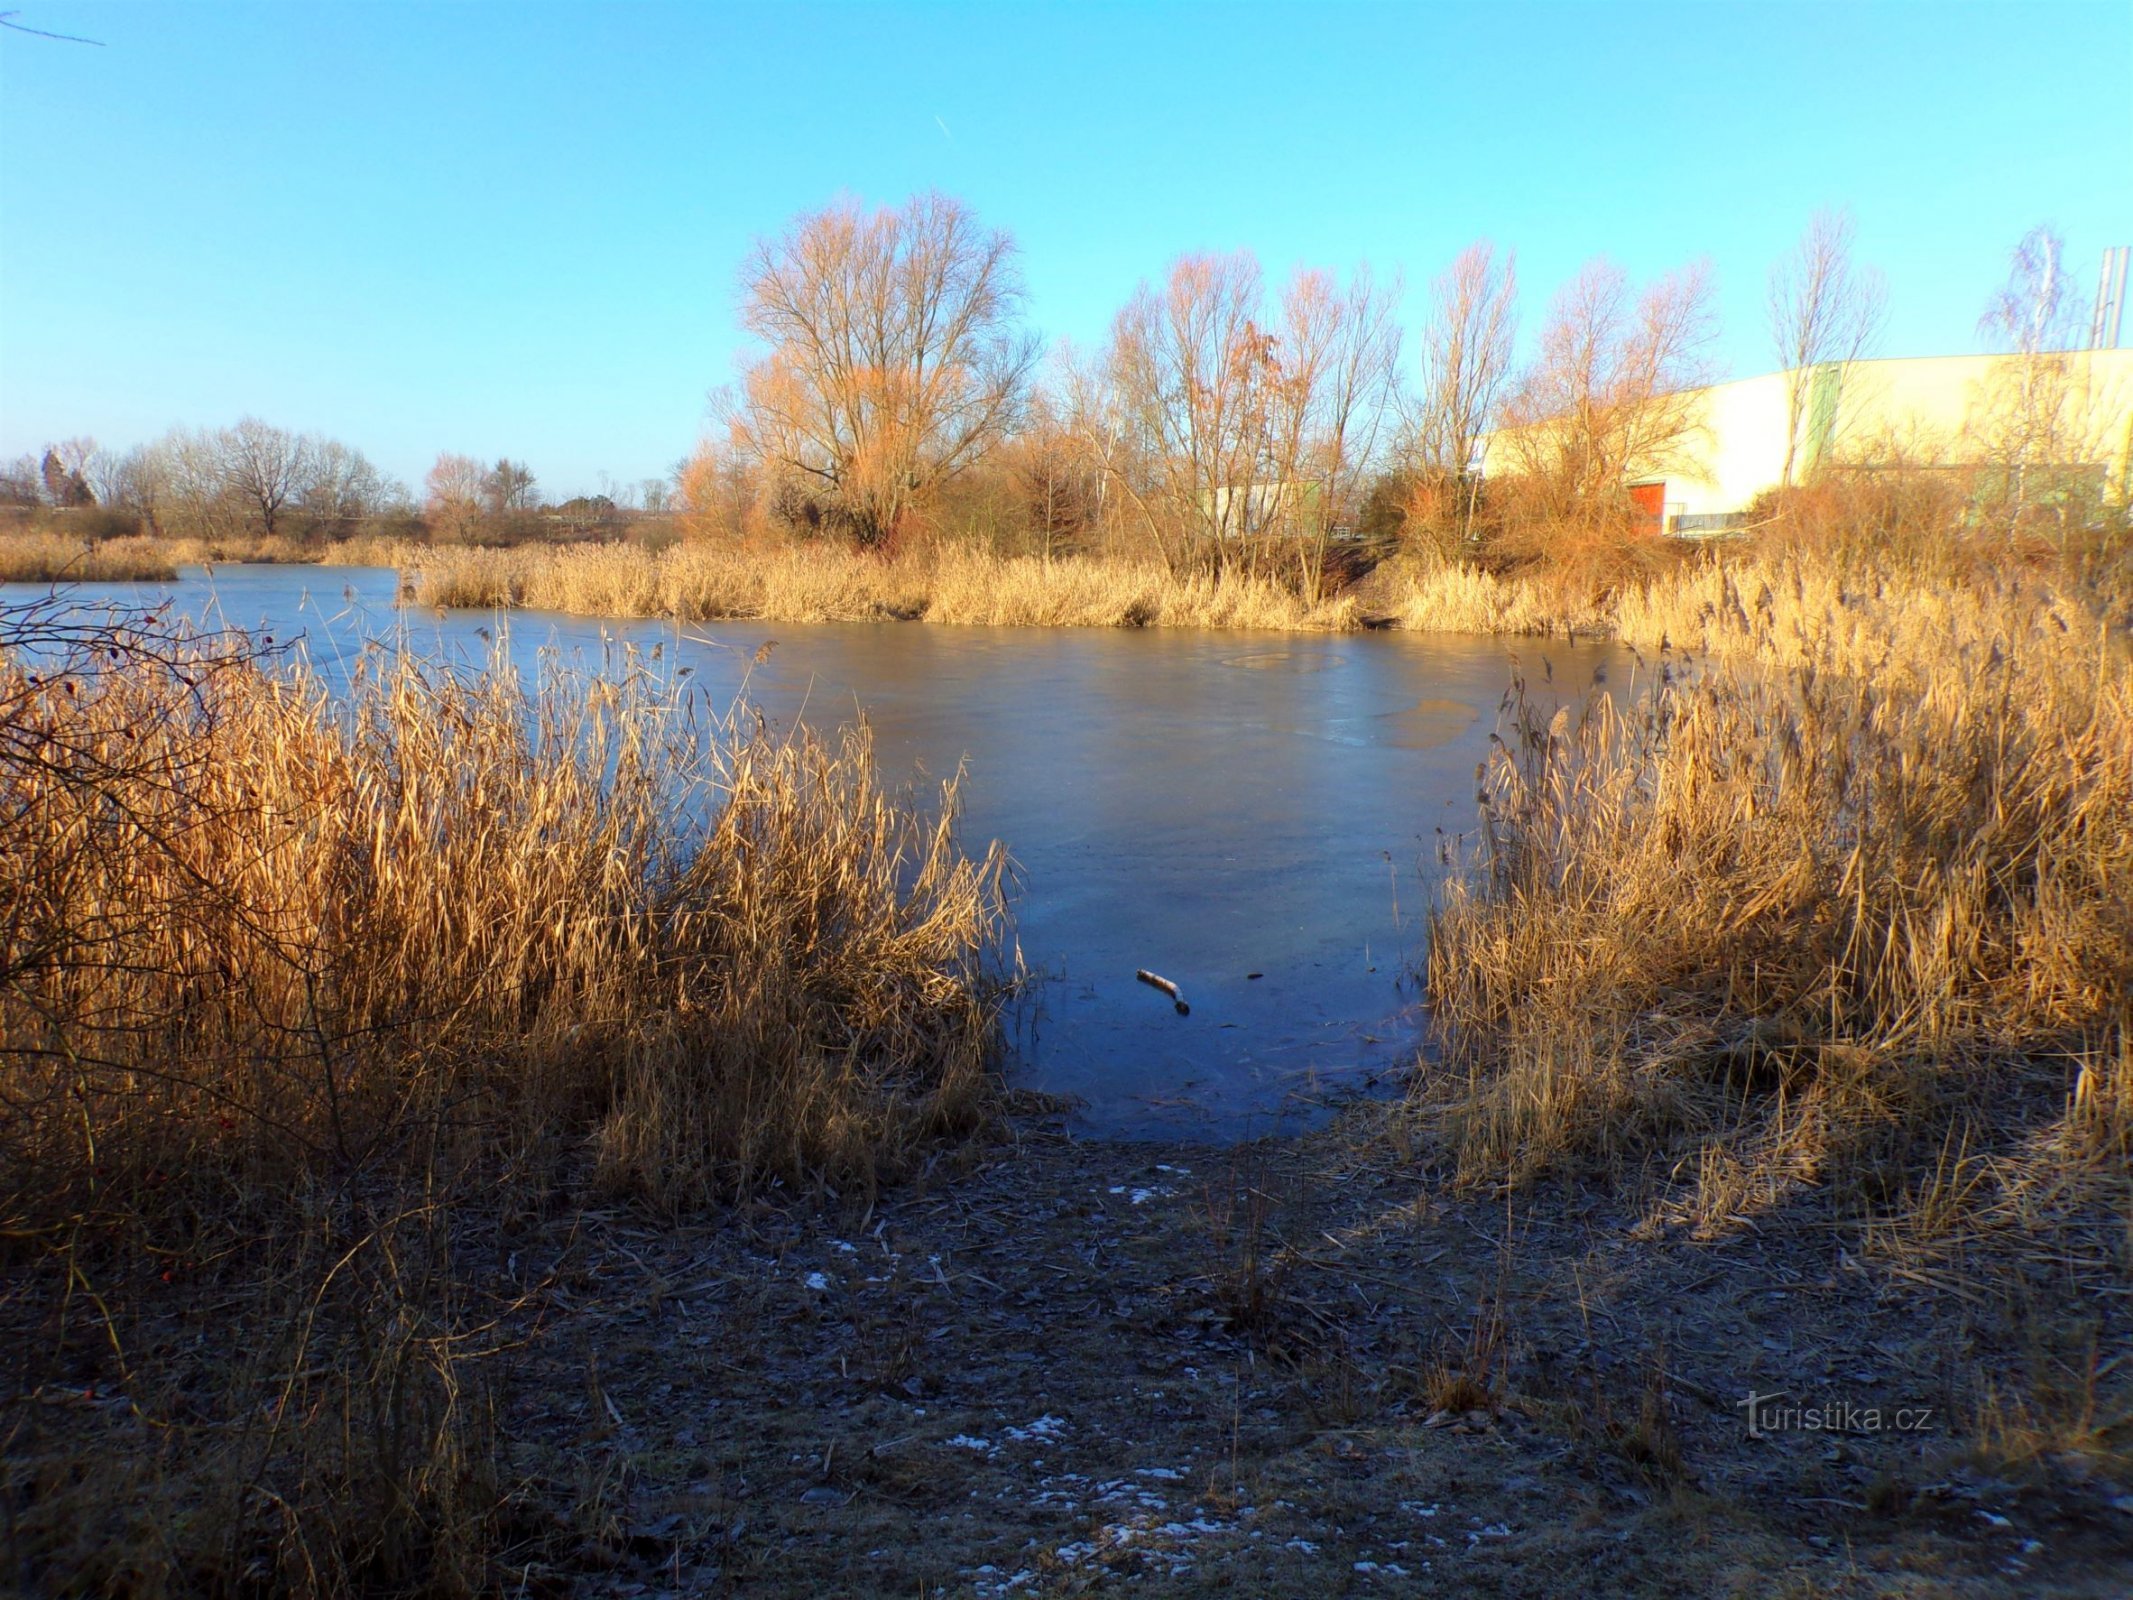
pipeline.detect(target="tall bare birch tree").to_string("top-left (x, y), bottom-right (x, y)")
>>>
top-left (1973, 225), bottom-right (2105, 539)
top-left (731, 193), bottom-right (1039, 547)
top-left (1767, 208), bottom-right (1887, 488)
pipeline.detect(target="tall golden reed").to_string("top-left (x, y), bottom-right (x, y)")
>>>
top-left (0, 598), bottom-right (1009, 1589)
top-left (1423, 549), bottom-right (2133, 1219)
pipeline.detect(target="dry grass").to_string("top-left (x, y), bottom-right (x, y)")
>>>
top-left (0, 595), bottom-right (1010, 1592)
top-left (1421, 546), bottom-right (2133, 1227)
top-left (401, 540), bottom-right (1366, 632)
top-left (0, 522), bottom-right (1717, 642)
top-left (0, 531), bottom-right (182, 583)
top-left (0, 527), bottom-right (420, 583)
top-left (403, 537), bottom-right (1667, 637)
top-left (1374, 553), bottom-right (1612, 636)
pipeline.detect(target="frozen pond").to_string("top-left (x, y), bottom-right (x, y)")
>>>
top-left (2, 563), bottom-right (1625, 1139)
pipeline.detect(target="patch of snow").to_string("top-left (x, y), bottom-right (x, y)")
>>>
top-left (1136, 1465), bottom-right (1186, 1480)
top-left (1285, 1538), bottom-right (1319, 1555)
top-left (802, 1271), bottom-right (830, 1291)
top-left (1006, 1414), bottom-right (1068, 1443)
top-left (945, 1434), bottom-right (996, 1454)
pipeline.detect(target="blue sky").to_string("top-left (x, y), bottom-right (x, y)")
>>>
top-left (2, 0), bottom-right (2128, 499)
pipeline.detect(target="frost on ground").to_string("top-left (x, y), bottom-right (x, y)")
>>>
top-left (475, 1111), bottom-right (2131, 1598)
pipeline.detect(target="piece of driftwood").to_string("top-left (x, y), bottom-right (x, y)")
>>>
top-left (1135, 969), bottom-right (1189, 1015)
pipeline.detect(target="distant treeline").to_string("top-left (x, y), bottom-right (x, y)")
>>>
top-left (12, 202), bottom-right (2118, 596)
top-left (2, 426), bottom-right (671, 548)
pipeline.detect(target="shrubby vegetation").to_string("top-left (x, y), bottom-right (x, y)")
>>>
top-left (0, 597), bottom-right (1009, 1589)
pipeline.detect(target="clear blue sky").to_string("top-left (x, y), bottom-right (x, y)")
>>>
top-left (2, 1), bottom-right (2128, 499)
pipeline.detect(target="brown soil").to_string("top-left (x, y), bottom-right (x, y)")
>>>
top-left (475, 1104), bottom-right (2132, 1597)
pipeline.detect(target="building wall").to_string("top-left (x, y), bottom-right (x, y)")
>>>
top-left (1482, 348), bottom-right (2133, 526)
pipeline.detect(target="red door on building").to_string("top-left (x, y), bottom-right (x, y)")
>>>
top-left (1629, 482), bottom-right (1666, 531)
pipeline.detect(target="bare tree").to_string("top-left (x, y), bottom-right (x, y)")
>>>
top-left (105, 445), bottom-right (172, 532)
top-left (1271, 264), bottom-right (1403, 600)
top-left (149, 428), bottom-right (243, 539)
top-left (1768, 208), bottom-right (1887, 488)
top-left (0, 455), bottom-right (42, 508)
top-left (1003, 385), bottom-right (1102, 562)
top-left (730, 192), bottom-right (1039, 548)
top-left (221, 417), bottom-right (312, 537)
top-left (1100, 252), bottom-right (1400, 587)
top-left (1104, 251), bottom-right (1272, 572)
top-left (675, 438), bottom-right (759, 543)
top-left (1972, 225), bottom-right (2106, 539)
top-left (425, 452), bottom-right (488, 543)
top-left (1410, 241), bottom-right (1518, 547)
top-left (299, 441), bottom-right (402, 533)
top-left (1497, 257), bottom-right (1718, 531)
top-left (481, 458), bottom-right (538, 515)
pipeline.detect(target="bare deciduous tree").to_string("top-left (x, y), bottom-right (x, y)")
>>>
top-left (1271, 264), bottom-right (1403, 600)
top-left (1971, 224), bottom-right (2107, 539)
top-left (299, 440), bottom-right (403, 532)
top-left (1768, 208), bottom-right (1887, 488)
top-left (675, 438), bottom-right (759, 543)
top-left (1003, 384), bottom-right (1102, 563)
top-left (1497, 257), bottom-right (1718, 531)
top-left (221, 417), bottom-right (313, 537)
top-left (425, 452), bottom-right (488, 543)
top-left (1410, 241), bottom-right (1518, 547)
top-left (730, 192), bottom-right (1039, 548)
top-left (482, 458), bottom-right (538, 516)
top-left (0, 455), bottom-right (42, 508)
top-left (1104, 251), bottom-right (1271, 571)
top-left (1101, 252), bottom-right (1401, 584)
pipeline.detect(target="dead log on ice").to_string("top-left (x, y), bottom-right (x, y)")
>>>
top-left (1136, 969), bottom-right (1189, 1015)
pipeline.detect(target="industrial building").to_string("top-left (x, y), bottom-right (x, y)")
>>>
top-left (1481, 345), bottom-right (2133, 536)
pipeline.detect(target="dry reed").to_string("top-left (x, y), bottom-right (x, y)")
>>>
top-left (400, 541), bottom-right (1368, 632)
top-left (0, 594), bottom-right (1010, 1591)
top-left (0, 531), bottom-right (181, 583)
top-left (1422, 548), bottom-right (2133, 1232)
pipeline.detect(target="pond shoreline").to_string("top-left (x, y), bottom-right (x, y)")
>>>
top-left (341, 1104), bottom-right (2133, 1594)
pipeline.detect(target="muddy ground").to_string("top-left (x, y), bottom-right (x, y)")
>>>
top-left (481, 1102), bottom-right (2132, 1598)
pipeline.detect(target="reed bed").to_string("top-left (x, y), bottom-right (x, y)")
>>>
top-left (0, 527), bottom-right (421, 583)
top-left (400, 538), bottom-right (1728, 638)
top-left (403, 541), bottom-right (1366, 632)
top-left (1380, 556), bottom-right (1612, 636)
top-left (0, 530), bottom-right (181, 582)
top-left (0, 595), bottom-right (1009, 1592)
top-left (1422, 549), bottom-right (2133, 1240)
